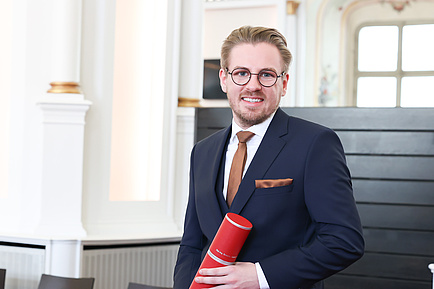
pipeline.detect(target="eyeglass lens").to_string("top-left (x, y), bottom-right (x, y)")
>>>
top-left (230, 68), bottom-right (279, 87)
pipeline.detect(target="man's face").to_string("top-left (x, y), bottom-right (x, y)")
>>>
top-left (219, 42), bottom-right (289, 129)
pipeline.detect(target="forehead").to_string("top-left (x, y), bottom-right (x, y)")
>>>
top-left (228, 42), bottom-right (283, 71)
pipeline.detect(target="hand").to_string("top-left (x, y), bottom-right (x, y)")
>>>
top-left (194, 262), bottom-right (260, 289)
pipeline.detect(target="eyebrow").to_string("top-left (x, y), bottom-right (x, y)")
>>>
top-left (232, 66), bottom-right (278, 73)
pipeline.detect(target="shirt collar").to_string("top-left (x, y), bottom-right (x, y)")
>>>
top-left (230, 111), bottom-right (276, 141)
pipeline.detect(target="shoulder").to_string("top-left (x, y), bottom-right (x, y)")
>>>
top-left (195, 126), bottom-right (230, 147)
top-left (191, 126), bottom-right (231, 161)
top-left (273, 111), bottom-right (342, 150)
top-left (275, 108), bottom-right (335, 136)
top-left (289, 115), bottom-right (333, 134)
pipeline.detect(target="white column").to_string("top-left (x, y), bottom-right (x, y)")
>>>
top-left (47, 0), bottom-right (82, 93)
top-left (45, 240), bottom-right (83, 277)
top-left (282, 0), bottom-right (303, 107)
top-left (36, 0), bottom-right (91, 237)
top-left (178, 0), bottom-right (203, 107)
top-left (36, 96), bottom-right (90, 238)
top-left (282, 11), bottom-right (298, 107)
top-left (175, 0), bottom-right (203, 227)
top-left (174, 107), bottom-right (196, 229)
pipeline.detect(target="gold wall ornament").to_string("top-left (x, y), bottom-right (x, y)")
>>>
top-left (287, 1), bottom-right (300, 15)
top-left (47, 82), bottom-right (82, 94)
top-left (178, 97), bottom-right (201, 107)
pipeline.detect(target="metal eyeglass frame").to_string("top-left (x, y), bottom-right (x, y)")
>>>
top-left (226, 67), bottom-right (285, 87)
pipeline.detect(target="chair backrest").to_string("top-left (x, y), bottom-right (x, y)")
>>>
top-left (0, 269), bottom-right (6, 289)
top-left (127, 282), bottom-right (171, 289)
top-left (37, 274), bottom-right (95, 289)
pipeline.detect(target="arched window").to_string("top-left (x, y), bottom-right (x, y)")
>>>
top-left (342, 1), bottom-right (434, 107)
top-left (355, 23), bottom-right (434, 107)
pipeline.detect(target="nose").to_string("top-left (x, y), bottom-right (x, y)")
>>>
top-left (245, 74), bottom-right (262, 91)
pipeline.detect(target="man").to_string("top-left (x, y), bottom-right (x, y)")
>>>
top-left (174, 26), bottom-right (364, 289)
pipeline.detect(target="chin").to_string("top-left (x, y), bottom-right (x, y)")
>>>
top-left (238, 112), bottom-right (269, 127)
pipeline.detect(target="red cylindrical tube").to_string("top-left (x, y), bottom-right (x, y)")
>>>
top-left (189, 213), bottom-right (253, 289)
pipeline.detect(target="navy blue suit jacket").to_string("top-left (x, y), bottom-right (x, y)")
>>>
top-left (174, 108), bottom-right (364, 289)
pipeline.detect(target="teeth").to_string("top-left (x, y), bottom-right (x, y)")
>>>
top-left (243, 97), bottom-right (262, 103)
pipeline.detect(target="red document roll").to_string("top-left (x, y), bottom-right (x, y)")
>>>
top-left (189, 213), bottom-right (253, 289)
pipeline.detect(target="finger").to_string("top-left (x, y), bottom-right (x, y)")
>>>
top-left (195, 275), bottom-right (226, 285)
top-left (199, 266), bottom-right (232, 276)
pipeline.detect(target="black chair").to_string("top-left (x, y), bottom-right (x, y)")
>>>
top-left (0, 269), bottom-right (5, 289)
top-left (37, 274), bottom-right (95, 289)
top-left (127, 282), bottom-right (171, 289)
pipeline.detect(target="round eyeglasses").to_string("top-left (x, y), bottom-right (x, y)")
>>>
top-left (226, 67), bottom-right (285, 87)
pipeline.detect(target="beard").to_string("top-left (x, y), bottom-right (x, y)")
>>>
top-left (228, 92), bottom-right (280, 128)
top-left (232, 106), bottom-right (271, 127)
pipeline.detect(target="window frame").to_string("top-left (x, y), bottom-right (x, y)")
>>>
top-left (354, 20), bottom-right (434, 107)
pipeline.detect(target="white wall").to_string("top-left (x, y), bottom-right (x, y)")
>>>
top-left (203, 5), bottom-right (282, 59)
top-left (0, 0), bottom-right (52, 233)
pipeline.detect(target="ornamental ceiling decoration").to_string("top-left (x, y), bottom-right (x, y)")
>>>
top-left (380, 0), bottom-right (417, 12)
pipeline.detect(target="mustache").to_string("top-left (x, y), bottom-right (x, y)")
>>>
top-left (240, 92), bottom-right (266, 98)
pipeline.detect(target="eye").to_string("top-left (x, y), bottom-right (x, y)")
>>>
top-left (233, 68), bottom-right (250, 77)
top-left (259, 70), bottom-right (277, 78)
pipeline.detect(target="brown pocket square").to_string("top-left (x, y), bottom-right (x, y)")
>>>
top-left (255, 178), bottom-right (293, 188)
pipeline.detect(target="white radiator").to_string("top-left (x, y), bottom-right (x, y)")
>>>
top-left (82, 243), bottom-right (179, 289)
top-left (0, 244), bottom-right (45, 289)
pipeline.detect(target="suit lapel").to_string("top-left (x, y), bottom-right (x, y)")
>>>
top-left (230, 109), bottom-right (289, 214)
top-left (197, 126), bottom-right (231, 238)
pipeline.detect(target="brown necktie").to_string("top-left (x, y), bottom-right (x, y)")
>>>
top-left (227, 131), bottom-right (255, 207)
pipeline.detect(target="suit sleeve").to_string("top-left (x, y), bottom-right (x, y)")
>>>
top-left (173, 145), bottom-right (203, 289)
top-left (260, 128), bottom-right (365, 288)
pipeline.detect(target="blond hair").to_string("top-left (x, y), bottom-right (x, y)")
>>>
top-left (220, 26), bottom-right (292, 73)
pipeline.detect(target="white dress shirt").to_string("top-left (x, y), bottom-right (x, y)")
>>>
top-left (223, 113), bottom-right (275, 289)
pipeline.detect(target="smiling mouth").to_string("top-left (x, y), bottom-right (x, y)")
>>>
top-left (242, 97), bottom-right (263, 103)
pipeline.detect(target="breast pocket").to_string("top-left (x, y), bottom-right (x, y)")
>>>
top-left (255, 178), bottom-right (293, 188)
top-left (254, 179), bottom-right (294, 196)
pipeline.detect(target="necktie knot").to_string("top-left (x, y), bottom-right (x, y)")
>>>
top-left (236, 131), bottom-right (255, 143)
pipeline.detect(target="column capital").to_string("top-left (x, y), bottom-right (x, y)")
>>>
top-left (178, 97), bottom-right (201, 107)
top-left (47, 82), bottom-right (82, 94)
top-left (287, 1), bottom-right (300, 15)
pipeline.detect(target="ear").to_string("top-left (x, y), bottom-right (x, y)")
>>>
top-left (219, 68), bottom-right (227, 93)
top-left (281, 73), bottom-right (289, 96)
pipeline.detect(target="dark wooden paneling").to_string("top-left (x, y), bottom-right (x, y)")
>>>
top-left (278, 107), bottom-right (434, 130)
top-left (353, 179), bottom-right (434, 205)
top-left (337, 131), bottom-right (434, 155)
top-left (194, 107), bottom-right (434, 289)
top-left (196, 107), bottom-right (232, 128)
top-left (347, 155), bottom-right (434, 180)
top-left (363, 228), bottom-right (434, 256)
top-left (196, 107), bottom-right (434, 137)
top-left (340, 253), bottom-right (433, 281)
top-left (358, 204), bottom-right (434, 230)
